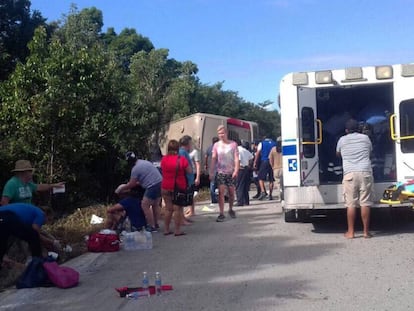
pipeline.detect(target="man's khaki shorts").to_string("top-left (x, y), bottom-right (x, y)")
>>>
top-left (343, 171), bottom-right (373, 208)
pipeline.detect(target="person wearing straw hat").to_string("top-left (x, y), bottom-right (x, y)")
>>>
top-left (1, 160), bottom-right (65, 206)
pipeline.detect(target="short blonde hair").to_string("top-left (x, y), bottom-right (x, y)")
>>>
top-left (217, 125), bottom-right (226, 132)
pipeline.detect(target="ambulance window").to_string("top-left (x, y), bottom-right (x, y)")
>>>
top-left (301, 107), bottom-right (316, 158)
top-left (400, 99), bottom-right (414, 153)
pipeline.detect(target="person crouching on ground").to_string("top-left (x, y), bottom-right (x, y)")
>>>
top-left (0, 203), bottom-right (62, 269)
top-left (105, 184), bottom-right (147, 232)
top-left (123, 151), bottom-right (162, 232)
top-left (161, 139), bottom-right (192, 236)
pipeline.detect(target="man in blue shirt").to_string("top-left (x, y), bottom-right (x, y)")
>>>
top-left (253, 136), bottom-right (277, 200)
top-left (179, 135), bottom-right (194, 224)
top-left (0, 203), bottom-right (61, 269)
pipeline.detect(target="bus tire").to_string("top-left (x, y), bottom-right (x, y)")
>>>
top-left (284, 209), bottom-right (309, 222)
top-left (284, 209), bottom-right (299, 222)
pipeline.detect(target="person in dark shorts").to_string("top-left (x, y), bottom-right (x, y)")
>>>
top-left (209, 125), bottom-right (239, 222)
top-left (0, 203), bottom-right (61, 269)
top-left (106, 184), bottom-right (147, 232)
top-left (254, 136), bottom-right (276, 200)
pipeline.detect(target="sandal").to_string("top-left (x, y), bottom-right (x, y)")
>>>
top-left (174, 232), bottom-right (186, 236)
top-left (164, 231), bottom-right (173, 236)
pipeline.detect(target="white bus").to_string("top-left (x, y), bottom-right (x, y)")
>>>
top-left (279, 63), bottom-right (414, 222)
top-left (160, 113), bottom-right (259, 186)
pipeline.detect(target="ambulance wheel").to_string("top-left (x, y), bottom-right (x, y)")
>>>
top-left (284, 209), bottom-right (299, 222)
top-left (284, 209), bottom-right (309, 222)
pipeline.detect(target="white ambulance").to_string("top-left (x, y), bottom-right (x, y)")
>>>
top-left (279, 64), bottom-right (414, 222)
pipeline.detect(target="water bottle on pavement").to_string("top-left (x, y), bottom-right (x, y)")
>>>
top-left (124, 216), bottom-right (131, 232)
top-left (155, 272), bottom-right (162, 296)
top-left (145, 229), bottom-right (153, 249)
top-left (142, 271), bottom-right (150, 297)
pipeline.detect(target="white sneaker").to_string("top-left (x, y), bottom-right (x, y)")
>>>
top-left (202, 205), bottom-right (214, 212)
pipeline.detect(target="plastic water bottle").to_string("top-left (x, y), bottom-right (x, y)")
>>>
top-left (144, 229), bottom-right (153, 249)
top-left (126, 291), bottom-right (148, 299)
top-left (155, 272), bottom-right (162, 296)
top-left (124, 216), bottom-right (131, 232)
top-left (142, 272), bottom-right (150, 297)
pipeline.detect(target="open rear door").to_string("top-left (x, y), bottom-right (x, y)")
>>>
top-left (393, 79), bottom-right (414, 181)
top-left (298, 87), bottom-right (321, 186)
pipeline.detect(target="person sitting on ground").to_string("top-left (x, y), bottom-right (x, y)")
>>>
top-left (1, 160), bottom-right (65, 206)
top-left (0, 203), bottom-right (62, 269)
top-left (105, 184), bottom-right (147, 232)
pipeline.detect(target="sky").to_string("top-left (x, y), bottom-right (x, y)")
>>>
top-left (30, 0), bottom-right (414, 110)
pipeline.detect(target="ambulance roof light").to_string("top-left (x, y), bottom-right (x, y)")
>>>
top-left (375, 66), bottom-right (393, 79)
top-left (343, 67), bottom-right (366, 82)
top-left (292, 72), bottom-right (308, 85)
top-left (315, 70), bottom-right (333, 84)
top-left (401, 64), bottom-right (414, 77)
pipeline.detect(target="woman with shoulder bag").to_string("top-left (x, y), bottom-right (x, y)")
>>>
top-left (161, 140), bottom-right (192, 236)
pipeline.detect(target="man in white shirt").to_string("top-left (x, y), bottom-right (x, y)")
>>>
top-left (236, 140), bottom-right (254, 206)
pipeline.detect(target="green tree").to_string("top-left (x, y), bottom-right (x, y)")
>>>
top-left (129, 48), bottom-right (199, 147)
top-left (0, 0), bottom-right (45, 80)
top-left (0, 8), bottom-right (130, 205)
top-left (102, 27), bottom-right (154, 72)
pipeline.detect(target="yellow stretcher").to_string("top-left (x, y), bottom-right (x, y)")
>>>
top-left (380, 182), bottom-right (414, 205)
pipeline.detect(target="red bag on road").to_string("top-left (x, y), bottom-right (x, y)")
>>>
top-left (87, 232), bottom-right (120, 252)
top-left (43, 261), bottom-right (79, 288)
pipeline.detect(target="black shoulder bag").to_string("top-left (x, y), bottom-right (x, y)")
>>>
top-left (172, 156), bottom-right (193, 206)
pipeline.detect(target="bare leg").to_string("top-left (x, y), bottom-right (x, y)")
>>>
top-left (344, 206), bottom-right (356, 239)
top-left (163, 208), bottom-right (173, 234)
top-left (174, 206), bottom-right (184, 235)
top-left (152, 197), bottom-right (161, 227)
top-left (185, 203), bottom-right (195, 217)
top-left (228, 186), bottom-right (235, 211)
top-left (268, 181), bottom-right (274, 196)
top-left (361, 206), bottom-right (371, 238)
top-left (218, 184), bottom-right (226, 215)
top-left (141, 197), bottom-right (155, 228)
top-left (259, 180), bottom-right (266, 193)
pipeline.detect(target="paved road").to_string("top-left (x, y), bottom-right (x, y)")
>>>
top-left (2, 193), bottom-right (414, 311)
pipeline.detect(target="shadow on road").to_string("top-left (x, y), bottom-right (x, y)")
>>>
top-left (311, 207), bottom-right (414, 236)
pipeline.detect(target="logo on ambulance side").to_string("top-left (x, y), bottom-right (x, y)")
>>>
top-left (288, 159), bottom-right (297, 172)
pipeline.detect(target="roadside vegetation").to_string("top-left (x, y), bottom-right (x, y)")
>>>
top-left (0, 0), bottom-right (279, 289)
top-left (0, 190), bottom-right (210, 290)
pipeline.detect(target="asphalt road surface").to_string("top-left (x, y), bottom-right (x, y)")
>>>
top-left (2, 193), bottom-right (414, 311)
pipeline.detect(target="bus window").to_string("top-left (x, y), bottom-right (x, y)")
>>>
top-left (227, 129), bottom-right (240, 142)
top-left (400, 99), bottom-right (414, 153)
top-left (301, 107), bottom-right (315, 158)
